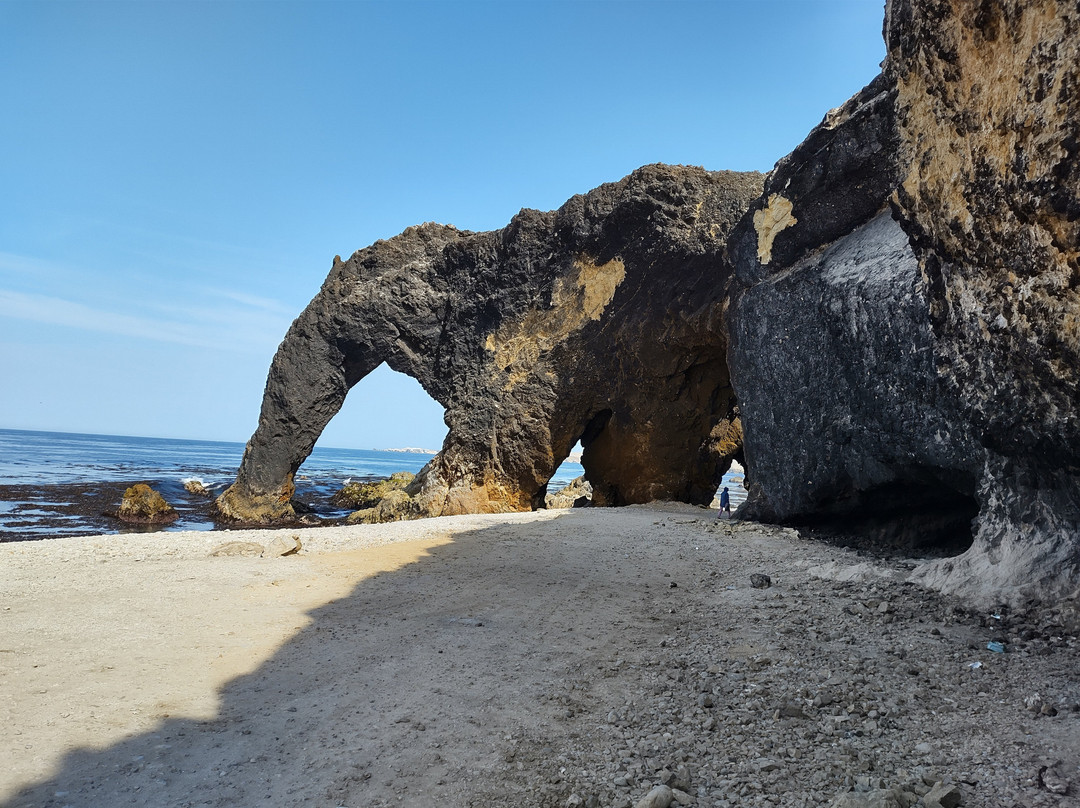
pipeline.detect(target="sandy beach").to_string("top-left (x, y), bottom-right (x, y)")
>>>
top-left (2, 504), bottom-right (1077, 808)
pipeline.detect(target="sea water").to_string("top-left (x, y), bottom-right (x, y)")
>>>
top-left (0, 429), bottom-right (587, 539)
top-left (0, 429), bottom-right (743, 540)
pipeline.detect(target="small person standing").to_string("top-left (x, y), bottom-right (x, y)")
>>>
top-left (718, 486), bottom-right (731, 518)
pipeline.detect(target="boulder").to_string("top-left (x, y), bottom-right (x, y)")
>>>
top-left (332, 472), bottom-right (415, 510)
top-left (219, 165), bottom-right (763, 524)
top-left (208, 541), bottom-right (264, 557)
top-left (116, 483), bottom-right (179, 525)
top-left (346, 488), bottom-right (418, 525)
top-left (545, 476), bottom-right (593, 509)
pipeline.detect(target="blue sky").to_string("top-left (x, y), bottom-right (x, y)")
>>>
top-left (0, 1), bottom-right (884, 450)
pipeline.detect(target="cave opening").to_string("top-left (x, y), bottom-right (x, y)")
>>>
top-left (795, 479), bottom-right (978, 559)
top-left (541, 409), bottom-right (613, 509)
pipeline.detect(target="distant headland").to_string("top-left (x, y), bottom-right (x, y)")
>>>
top-left (383, 447), bottom-right (437, 455)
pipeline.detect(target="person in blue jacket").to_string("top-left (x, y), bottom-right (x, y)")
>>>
top-left (717, 486), bottom-right (731, 518)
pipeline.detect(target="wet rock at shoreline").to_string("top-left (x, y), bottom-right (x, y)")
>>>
top-left (332, 472), bottom-right (415, 510)
top-left (115, 483), bottom-right (179, 525)
top-left (182, 478), bottom-right (210, 496)
top-left (545, 476), bottom-right (593, 510)
top-left (346, 488), bottom-right (418, 525)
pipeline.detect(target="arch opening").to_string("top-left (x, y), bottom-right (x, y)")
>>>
top-left (292, 363), bottom-right (449, 518)
top-left (541, 410), bottom-right (614, 509)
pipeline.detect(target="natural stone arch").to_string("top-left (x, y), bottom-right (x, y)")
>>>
top-left (217, 164), bottom-right (764, 524)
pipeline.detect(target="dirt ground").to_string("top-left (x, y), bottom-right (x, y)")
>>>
top-left (1, 504), bottom-right (1077, 808)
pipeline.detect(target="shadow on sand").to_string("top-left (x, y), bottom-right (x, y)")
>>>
top-left (4, 510), bottom-right (677, 808)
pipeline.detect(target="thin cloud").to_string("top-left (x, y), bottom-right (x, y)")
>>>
top-left (200, 286), bottom-right (293, 314)
top-left (0, 252), bottom-right (62, 276)
top-left (0, 289), bottom-right (283, 353)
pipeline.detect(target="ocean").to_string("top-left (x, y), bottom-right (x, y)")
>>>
top-left (0, 429), bottom-right (744, 541)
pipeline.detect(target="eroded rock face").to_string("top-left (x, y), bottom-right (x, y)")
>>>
top-left (727, 76), bottom-right (985, 551)
top-left (885, 0), bottom-right (1080, 603)
top-left (218, 165), bottom-right (763, 524)
top-left (728, 2), bottom-right (1080, 604)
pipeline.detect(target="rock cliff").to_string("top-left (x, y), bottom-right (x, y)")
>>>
top-left (886, 0), bottom-right (1080, 603)
top-left (728, 0), bottom-right (1079, 604)
top-left (727, 76), bottom-right (985, 551)
top-left (218, 165), bottom-right (763, 524)
top-left (220, 0), bottom-right (1079, 607)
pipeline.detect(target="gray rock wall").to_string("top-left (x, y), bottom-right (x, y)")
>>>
top-left (885, 0), bottom-right (1080, 603)
top-left (731, 210), bottom-right (982, 545)
top-left (729, 0), bottom-right (1080, 606)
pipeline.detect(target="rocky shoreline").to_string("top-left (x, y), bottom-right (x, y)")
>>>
top-left (0, 476), bottom-right (387, 541)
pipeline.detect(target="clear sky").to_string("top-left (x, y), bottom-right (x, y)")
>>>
top-left (0, 0), bottom-right (885, 451)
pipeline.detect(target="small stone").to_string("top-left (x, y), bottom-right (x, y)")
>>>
top-left (566, 794), bottom-right (585, 807)
top-left (750, 574), bottom-right (772, 589)
top-left (1038, 765), bottom-right (1070, 795)
top-left (265, 535), bottom-right (302, 557)
top-left (779, 701), bottom-right (806, 719)
top-left (671, 788), bottom-right (694, 805)
top-left (827, 789), bottom-right (906, 808)
top-left (923, 781), bottom-right (962, 808)
top-left (635, 784), bottom-right (674, 808)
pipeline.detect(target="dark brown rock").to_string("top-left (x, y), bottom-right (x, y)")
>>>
top-left (218, 165), bottom-right (763, 524)
top-left (116, 483), bottom-right (178, 525)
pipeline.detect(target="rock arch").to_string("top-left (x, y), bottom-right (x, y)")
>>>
top-left (217, 165), bottom-right (764, 523)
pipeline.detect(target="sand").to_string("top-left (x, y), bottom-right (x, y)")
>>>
top-left (1, 504), bottom-right (1077, 808)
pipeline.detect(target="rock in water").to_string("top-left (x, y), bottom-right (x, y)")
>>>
top-left (182, 478), bottom-right (209, 496)
top-left (727, 0), bottom-right (1080, 608)
top-left (332, 472), bottom-right (415, 510)
top-left (218, 165), bottom-right (763, 524)
top-left (545, 476), bottom-right (593, 509)
top-left (116, 483), bottom-right (179, 525)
